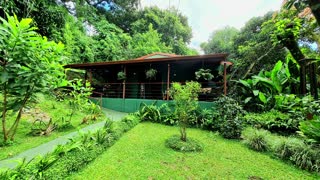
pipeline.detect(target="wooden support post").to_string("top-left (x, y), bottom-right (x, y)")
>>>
top-left (84, 70), bottom-right (88, 82)
top-left (166, 64), bottom-right (170, 100)
top-left (122, 66), bottom-right (126, 99)
top-left (300, 61), bottom-right (307, 95)
top-left (88, 69), bottom-right (92, 84)
top-left (310, 63), bottom-right (318, 99)
top-left (223, 62), bottom-right (227, 96)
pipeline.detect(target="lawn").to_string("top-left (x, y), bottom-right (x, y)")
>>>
top-left (0, 94), bottom-right (104, 160)
top-left (70, 122), bottom-right (319, 179)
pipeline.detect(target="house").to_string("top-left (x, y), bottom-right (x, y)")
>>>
top-left (65, 53), bottom-right (232, 112)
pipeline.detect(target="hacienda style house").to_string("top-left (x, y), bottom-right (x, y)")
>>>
top-left (65, 53), bottom-right (232, 112)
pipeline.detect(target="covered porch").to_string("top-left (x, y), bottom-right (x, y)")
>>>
top-left (65, 53), bottom-right (231, 102)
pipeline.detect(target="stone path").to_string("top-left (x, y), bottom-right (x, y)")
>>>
top-left (0, 108), bottom-right (127, 170)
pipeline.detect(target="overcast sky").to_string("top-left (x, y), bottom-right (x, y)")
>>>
top-left (141, 0), bottom-right (283, 53)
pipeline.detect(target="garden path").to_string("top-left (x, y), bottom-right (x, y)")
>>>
top-left (0, 108), bottom-right (127, 170)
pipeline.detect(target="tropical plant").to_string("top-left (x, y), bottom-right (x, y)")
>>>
top-left (298, 116), bottom-right (320, 143)
top-left (272, 137), bottom-right (305, 160)
top-left (117, 71), bottom-right (126, 80)
top-left (135, 102), bottom-right (161, 122)
top-left (165, 135), bottom-right (203, 152)
top-left (0, 14), bottom-right (65, 143)
top-left (236, 59), bottom-right (295, 111)
top-left (242, 127), bottom-right (271, 152)
top-left (214, 96), bottom-right (245, 139)
top-left (244, 110), bottom-right (300, 135)
top-left (170, 81), bottom-right (201, 141)
top-left (145, 68), bottom-right (157, 80)
top-left (67, 79), bottom-right (93, 122)
top-left (195, 68), bottom-right (214, 81)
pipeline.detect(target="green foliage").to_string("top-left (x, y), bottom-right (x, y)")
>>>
top-left (135, 102), bottom-right (161, 123)
top-left (117, 71), bottom-right (126, 80)
top-left (299, 117), bottom-right (320, 143)
top-left (236, 60), bottom-right (294, 111)
top-left (242, 127), bottom-right (320, 173)
top-left (165, 135), bottom-right (203, 152)
top-left (132, 7), bottom-right (193, 55)
top-left (214, 96), bottom-right (245, 139)
top-left (92, 19), bottom-right (132, 61)
top-left (0, 14), bottom-right (65, 142)
top-left (170, 81), bottom-right (201, 141)
top-left (0, 113), bottom-right (140, 179)
top-left (290, 145), bottom-right (320, 172)
top-left (272, 137), bottom-right (305, 160)
top-left (200, 26), bottom-right (239, 58)
top-left (67, 79), bottom-right (94, 122)
top-left (120, 114), bottom-right (140, 129)
top-left (232, 11), bottom-right (286, 78)
top-left (274, 94), bottom-right (320, 116)
top-left (191, 108), bottom-right (214, 129)
top-left (145, 68), bottom-right (157, 80)
top-left (42, 146), bottom-right (105, 179)
top-left (128, 24), bottom-right (172, 58)
top-left (195, 68), bottom-right (214, 81)
top-left (242, 127), bottom-right (270, 152)
top-left (244, 110), bottom-right (300, 135)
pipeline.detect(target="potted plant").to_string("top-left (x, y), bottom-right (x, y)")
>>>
top-left (195, 68), bottom-right (214, 81)
top-left (117, 71), bottom-right (126, 80)
top-left (146, 68), bottom-right (157, 80)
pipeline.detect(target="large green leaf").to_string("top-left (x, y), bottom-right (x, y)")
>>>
top-left (258, 92), bottom-right (267, 104)
top-left (271, 61), bottom-right (283, 93)
top-left (0, 70), bottom-right (9, 83)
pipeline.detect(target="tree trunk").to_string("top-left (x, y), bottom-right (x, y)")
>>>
top-left (308, 0), bottom-right (320, 26)
top-left (180, 126), bottom-right (187, 142)
top-left (7, 90), bottom-right (32, 141)
top-left (282, 35), bottom-right (306, 94)
top-left (1, 84), bottom-right (8, 143)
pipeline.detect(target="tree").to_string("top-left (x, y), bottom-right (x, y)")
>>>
top-left (232, 12), bottom-right (286, 79)
top-left (284, 0), bottom-right (320, 26)
top-left (200, 26), bottom-right (239, 58)
top-left (170, 82), bottom-right (201, 141)
top-left (0, 15), bottom-right (65, 143)
top-left (131, 7), bottom-right (193, 55)
top-left (263, 11), bottom-right (307, 94)
top-left (91, 18), bottom-right (131, 61)
top-left (127, 24), bottom-right (172, 58)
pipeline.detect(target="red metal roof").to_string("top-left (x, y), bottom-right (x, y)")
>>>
top-left (64, 53), bottom-right (228, 69)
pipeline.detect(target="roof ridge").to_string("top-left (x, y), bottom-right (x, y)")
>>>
top-left (135, 52), bottom-right (179, 60)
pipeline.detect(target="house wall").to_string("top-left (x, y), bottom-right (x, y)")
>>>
top-left (90, 97), bottom-right (215, 113)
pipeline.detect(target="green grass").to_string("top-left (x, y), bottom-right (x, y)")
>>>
top-left (0, 94), bottom-right (104, 160)
top-left (70, 123), bottom-right (319, 179)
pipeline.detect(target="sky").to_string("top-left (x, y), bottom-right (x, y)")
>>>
top-left (140, 0), bottom-right (283, 53)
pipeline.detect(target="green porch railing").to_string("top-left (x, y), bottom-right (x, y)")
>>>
top-left (90, 97), bottom-right (215, 113)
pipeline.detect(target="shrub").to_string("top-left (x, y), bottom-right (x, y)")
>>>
top-left (135, 102), bottom-right (161, 122)
top-left (165, 135), bottom-right (203, 152)
top-left (190, 108), bottom-right (214, 129)
top-left (244, 110), bottom-right (298, 135)
top-left (42, 146), bottom-right (105, 179)
top-left (214, 96), bottom-right (245, 139)
top-left (272, 137), bottom-right (305, 160)
top-left (299, 116), bottom-right (320, 143)
top-left (121, 114), bottom-right (140, 129)
top-left (290, 146), bottom-right (320, 172)
top-left (170, 82), bottom-right (201, 141)
top-left (242, 128), bottom-right (270, 152)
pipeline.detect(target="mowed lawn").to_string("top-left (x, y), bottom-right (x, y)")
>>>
top-left (70, 123), bottom-right (319, 179)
